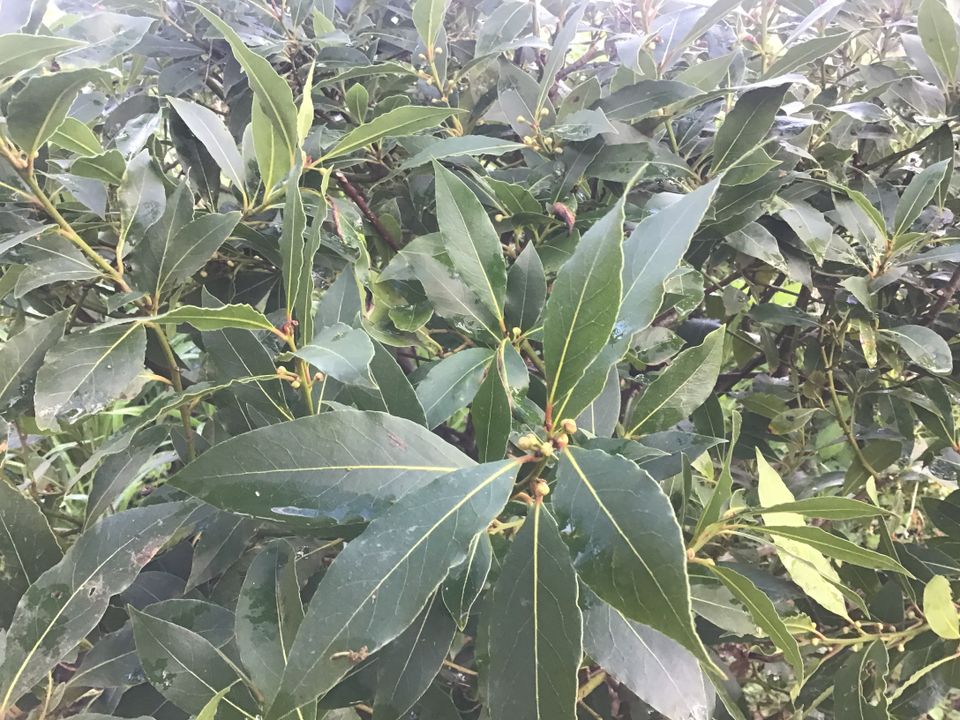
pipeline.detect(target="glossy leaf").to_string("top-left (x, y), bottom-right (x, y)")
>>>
top-left (416, 348), bottom-right (495, 428)
top-left (34, 324), bottom-right (146, 430)
top-left (0, 309), bottom-right (67, 410)
top-left (554, 446), bottom-right (718, 673)
top-left (881, 324), bottom-right (953, 374)
top-left (291, 323), bottom-right (375, 387)
top-left (171, 410), bottom-right (473, 530)
top-left (441, 531), bottom-right (492, 629)
top-left (711, 84), bottom-right (790, 172)
top-left (544, 198), bottom-right (625, 418)
top-left (627, 326), bottom-right (725, 436)
top-left (0, 481), bottom-right (62, 629)
top-left (371, 592), bottom-right (456, 720)
top-left (168, 98), bottom-right (246, 193)
top-left (323, 107), bottom-right (463, 162)
top-left (267, 459), bottom-right (520, 718)
top-left (0, 34), bottom-right (84, 79)
top-left (0, 503), bottom-right (190, 712)
top-left (236, 540), bottom-right (305, 701)
top-left (433, 162), bottom-right (507, 335)
top-left (471, 354), bottom-right (510, 462)
top-left (7, 69), bottom-right (104, 155)
top-left (582, 594), bottom-right (714, 720)
top-left (486, 502), bottom-right (581, 720)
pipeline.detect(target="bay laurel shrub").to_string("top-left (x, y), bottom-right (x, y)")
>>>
top-left (2, 0), bottom-right (960, 718)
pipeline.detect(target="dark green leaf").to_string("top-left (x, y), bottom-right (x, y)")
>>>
top-left (0, 309), bottom-right (67, 411)
top-left (171, 410), bottom-right (472, 530)
top-left (7, 69), bottom-right (104, 155)
top-left (34, 324), bottom-right (146, 430)
top-left (416, 348), bottom-right (495, 428)
top-left (0, 503), bottom-right (190, 711)
top-left (711, 84), bottom-right (790, 172)
top-left (371, 592), bottom-right (456, 720)
top-left (582, 593), bottom-right (715, 720)
top-left (0, 481), bottom-right (62, 628)
top-left (471, 354), bottom-right (510, 462)
top-left (555, 447), bottom-right (718, 673)
top-left (441, 531), bottom-right (492, 629)
top-left (486, 502), bottom-right (581, 720)
top-left (544, 198), bottom-right (625, 419)
top-left (268, 459), bottom-right (520, 718)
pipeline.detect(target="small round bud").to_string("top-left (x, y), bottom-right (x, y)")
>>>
top-left (561, 418), bottom-right (578, 435)
top-left (418, 52), bottom-right (427, 60)
top-left (810, 637), bottom-right (820, 646)
top-left (199, 270), bottom-right (209, 278)
top-left (291, 380), bottom-right (301, 389)
top-left (538, 442), bottom-right (555, 457)
top-left (511, 327), bottom-right (522, 338)
top-left (434, 46), bottom-right (443, 54)
top-left (516, 115), bottom-right (528, 124)
top-left (522, 135), bottom-right (534, 145)
top-left (494, 213), bottom-right (505, 222)
top-left (539, 107), bottom-right (550, 117)
top-left (226, 259), bottom-right (236, 267)
top-left (517, 434), bottom-right (538, 451)
top-left (896, 643), bottom-right (905, 652)
top-left (534, 479), bottom-right (551, 497)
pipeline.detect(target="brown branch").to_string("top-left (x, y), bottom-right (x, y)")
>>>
top-left (925, 265), bottom-right (960, 325)
top-left (334, 171), bottom-right (400, 252)
top-left (556, 45), bottom-right (604, 81)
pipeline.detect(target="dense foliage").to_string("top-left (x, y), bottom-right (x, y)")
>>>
top-left (2, 0), bottom-right (960, 717)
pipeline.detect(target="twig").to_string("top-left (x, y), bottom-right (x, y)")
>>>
top-left (924, 265), bottom-right (960, 325)
top-left (333, 171), bottom-right (400, 252)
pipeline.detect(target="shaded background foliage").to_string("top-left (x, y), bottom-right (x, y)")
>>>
top-left (0, 0), bottom-right (960, 718)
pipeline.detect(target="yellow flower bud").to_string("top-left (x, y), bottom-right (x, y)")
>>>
top-left (561, 418), bottom-right (578, 435)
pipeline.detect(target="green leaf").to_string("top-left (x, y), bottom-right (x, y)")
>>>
top-left (196, 6), bottom-right (299, 165)
top-left (0, 34), bottom-right (84, 80)
top-left (7, 68), bottom-right (104, 155)
top-left (0, 309), bottom-right (68, 410)
top-left (171, 409), bottom-right (472, 530)
top-left (535, 5), bottom-right (585, 114)
top-left (338, 340), bottom-right (428, 426)
top-left (130, 606), bottom-right (259, 719)
top-left (763, 32), bottom-right (851, 78)
top-left (12, 233), bottom-right (101, 297)
top-left (757, 497), bottom-right (892, 520)
top-left (71, 149), bottom-right (126, 184)
top-left (252, 95), bottom-right (293, 193)
top-left (581, 594), bottom-right (715, 720)
top-left (185, 510), bottom-right (257, 589)
top-left (169, 98), bottom-right (246, 193)
top-left (597, 80), bottom-right (699, 121)
top-left (416, 348), bottom-right (495, 428)
top-left (842, 439), bottom-right (902, 494)
top-left (544, 198), bottom-right (625, 418)
top-left (708, 565), bottom-right (804, 682)
top-left (49, 117), bottom-right (103, 156)
top-left (412, 0), bottom-right (449, 50)
top-left (267, 459), bottom-right (520, 719)
top-left (34, 324), bottom-right (147, 430)
top-left (195, 683), bottom-right (238, 720)
top-left (833, 640), bottom-right (889, 720)
top-left (291, 323), bottom-right (375, 387)
top-left (711, 84), bottom-right (790, 172)
top-left (0, 503), bottom-right (190, 712)
top-left (150, 304), bottom-right (276, 332)
top-left (881, 324), bottom-right (953, 374)
top-left (695, 409), bottom-right (741, 536)
top-left (555, 446), bottom-right (719, 674)
top-left (626, 325), bottom-right (725, 436)
top-left (918, 0), bottom-right (959, 86)
top-left (758, 528), bottom-right (909, 573)
top-left (236, 540), bottom-right (305, 702)
top-left (0, 481), bottom-right (62, 628)
top-left (757, 451), bottom-right (849, 618)
top-left (923, 575), bottom-right (960, 639)
top-left (279, 172), bottom-right (320, 343)
top-left (893, 159), bottom-right (951, 237)
top-left (441, 531), bottom-right (492, 629)
top-left (371, 592), bottom-right (456, 720)
top-left (86, 425), bottom-right (168, 525)
top-left (620, 180), bottom-right (720, 337)
top-left (433, 162), bottom-right (507, 333)
top-left (323, 106), bottom-right (463, 162)
top-left (118, 150), bottom-right (166, 247)
top-left (504, 243), bottom-right (546, 333)
top-left (399, 136), bottom-right (524, 170)
top-left (486, 501), bottom-right (581, 720)
top-left (471, 354), bottom-right (511, 462)
top-left (139, 210), bottom-right (241, 300)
